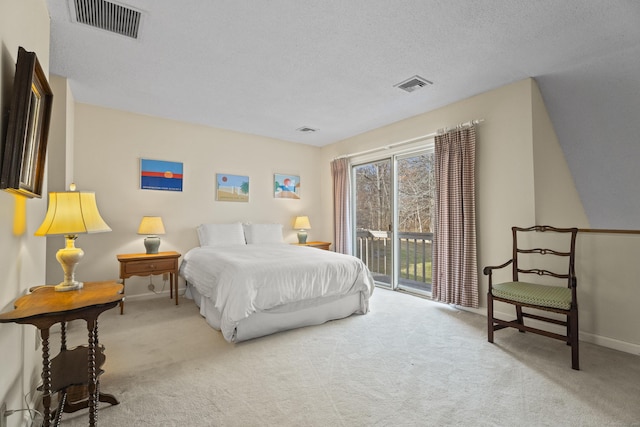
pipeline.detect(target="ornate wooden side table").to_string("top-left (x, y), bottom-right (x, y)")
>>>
top-left (0, 280), bottom-right (124, 427)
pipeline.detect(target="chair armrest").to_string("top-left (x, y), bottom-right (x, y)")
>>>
top-left (482, 259), bottom-right (513, 276)
top-left (483, 259), bottom-right (513, 293)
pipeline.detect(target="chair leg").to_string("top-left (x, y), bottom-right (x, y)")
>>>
top-left (516, 304), bottom-right (525, 333)
top-left (487, 293), bottom-right (494, 343)
top-left (570, 309), bottom-right (579, 370)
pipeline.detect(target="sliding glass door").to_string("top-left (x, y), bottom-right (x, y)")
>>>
top-left (395, 151), bottom-right (434, 295)
top-left (352, 149), bottom-right (434, 295)
top-left (353, 159), bottom-right (392, 286)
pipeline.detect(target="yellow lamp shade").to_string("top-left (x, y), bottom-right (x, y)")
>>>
top-left (137, 216), bottom-right (166, 235)
top-left (293, 216), bottom-right (311, 230)
top-left (35, 191), bottom-right (111, 236)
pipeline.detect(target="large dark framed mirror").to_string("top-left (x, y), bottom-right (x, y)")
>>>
top-left (0, 47), bottom-right (53, 198)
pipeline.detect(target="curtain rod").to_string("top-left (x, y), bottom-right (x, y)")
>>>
top-left (335, 119), bottom-right (484, 160)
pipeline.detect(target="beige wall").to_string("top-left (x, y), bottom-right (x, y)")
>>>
top-left (45, 76), bottom-right (76, 284)
top-left (69, 104), bottom-right (326, 297)
top-left (576, 233), bottom-right (640, 349)
top-left (48, 75), bottom-right (75, 192)
top-left (320, 78), bottom-right (640, 354)
top-left (0, 0), bottom-right (51, 424)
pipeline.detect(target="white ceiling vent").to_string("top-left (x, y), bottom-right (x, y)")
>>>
top-left (71, 0), bottom-right (142, 39)
top-left (394, 75), bottom-right (433, 93)
top-left (296, 126), bottom-right (318, 133)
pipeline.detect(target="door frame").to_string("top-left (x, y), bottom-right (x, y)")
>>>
top-left (350, 144), bottom-right (434, 296)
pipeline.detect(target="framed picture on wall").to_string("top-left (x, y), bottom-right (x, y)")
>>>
top-left (140, 158), bottom-right (183, 191)
top-left (274, 173), bottom-right (300, 199)
top-left (0, 47), bottom-right (54, 198)
top-left (216, 173), bottom-right (249, 202)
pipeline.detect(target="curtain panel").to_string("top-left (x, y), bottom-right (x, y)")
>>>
top-left (331, 158), bottom-right (352, 254)
top-left (432, 126), bottom-right (479, 308)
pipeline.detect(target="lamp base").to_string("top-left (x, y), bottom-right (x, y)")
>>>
top-left (297, 230), bottom-right (308, 244)
top-left (144, 236), bottom-right (161, 254)
top-left (55, 281), bottom-right (84, 292)
top-left (55, 236), bottom-right (84, 292)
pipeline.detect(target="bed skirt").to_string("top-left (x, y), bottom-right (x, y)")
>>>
top-left (186, 282), bottom-right (365, 342)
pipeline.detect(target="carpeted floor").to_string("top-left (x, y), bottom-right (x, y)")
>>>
top-left (57, 288), bottom-right (640, 426)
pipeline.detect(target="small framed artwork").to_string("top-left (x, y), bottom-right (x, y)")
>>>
top-left (216, 173), bottom-right (249, 202)
top-left (140, 158), bottom-right (183, 191)
top-left (0, 47), bottom-right (54, 198)
top-left (274, 173), bottom-right (300, 199)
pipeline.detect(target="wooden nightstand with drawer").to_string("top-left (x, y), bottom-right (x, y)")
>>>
top-left (116, 251), bottom-right (181, 314)
top-left (293, 241), bottom-right (332, 251)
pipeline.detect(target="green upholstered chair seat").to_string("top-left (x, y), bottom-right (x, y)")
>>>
top-left (492, 281), bottom-right (572, 310)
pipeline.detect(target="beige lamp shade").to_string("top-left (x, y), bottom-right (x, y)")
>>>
top-left (35, 191), bottom-right (112, 236)
top-left (137, 216), bottom-right (166, 235)
top-left (35, 191), bottom-right (111, 292)
top-left (293, 216), bottom-right (311, 230)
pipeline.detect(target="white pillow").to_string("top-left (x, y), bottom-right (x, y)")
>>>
top-left (197, 223), bottom-right (246, 247)
top-left (243, 223), bottom-right (284, 244)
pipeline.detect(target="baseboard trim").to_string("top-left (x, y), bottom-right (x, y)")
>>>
top-left (579, 331), bottom-right (640, 356)
top-left (455, 305), bottom-right (640, 356)
top-left (123, 287), bottom-right (187, 302)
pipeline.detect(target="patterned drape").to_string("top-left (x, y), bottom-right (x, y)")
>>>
top-left (432, 126), bottom-right (478, 307)
top-left (331, 158), bottom-right (352, 254)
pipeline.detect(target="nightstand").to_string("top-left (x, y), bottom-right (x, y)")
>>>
top-left (293, 241), bottom-right (331, 251)
top-left (116, 251), bottom-right (181, 314)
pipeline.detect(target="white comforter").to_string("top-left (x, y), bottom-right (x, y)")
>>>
top-left (180, 244), bottom-right (375, 340)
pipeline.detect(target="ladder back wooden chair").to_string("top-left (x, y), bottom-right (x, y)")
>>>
top-left (484, 225), bottom-right (579, 370)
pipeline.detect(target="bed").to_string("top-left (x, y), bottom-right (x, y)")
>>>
top-left (179, 222), bottom-right (375, 342)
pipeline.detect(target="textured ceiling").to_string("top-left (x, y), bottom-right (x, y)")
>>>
top-left (46, 1), bottom-right (640, 228)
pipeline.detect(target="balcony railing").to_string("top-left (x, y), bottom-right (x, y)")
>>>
top-left (355, 229), bottom-right (433, 293)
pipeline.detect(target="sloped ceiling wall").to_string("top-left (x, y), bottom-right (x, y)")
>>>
top-left (537, 43), bottom-right (640, 229)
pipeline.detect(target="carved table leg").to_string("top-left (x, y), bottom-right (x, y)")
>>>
top-left (53, 390), bottom-right (67, 427)
top-left (40, 328), bottom-right (51, 427)
top-left (87, 318), bottom-right (98, 427)
top-left (60, 321), bottom-right (67, 351)
top-left (173, 273), bottom-right (178, 305)
top-left (120, 278), bottom-right (126, 315)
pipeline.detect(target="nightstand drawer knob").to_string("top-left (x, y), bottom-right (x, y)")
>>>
top-left (149, 264), bottom-right (155, 269)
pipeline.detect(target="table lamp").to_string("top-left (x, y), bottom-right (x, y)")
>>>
top-left (137, 216), bottom-right (165, 254)
top-left (35, 187), bottom-right (112, 291)
top-left (293, 216), bottom-right (311, 244)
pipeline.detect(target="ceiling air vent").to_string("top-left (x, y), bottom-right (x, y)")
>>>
top-left (394, 75), bottom-right (433, 93)
top-left (296, 126), bottom-right (318, 133)
top-left (72, 0), bottom-right (142, 39)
